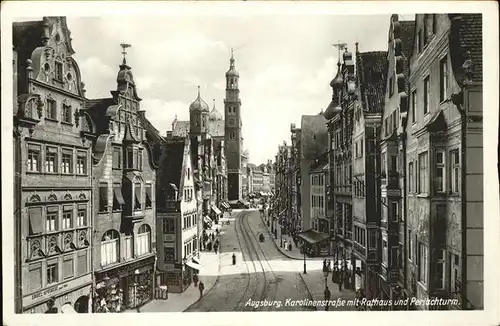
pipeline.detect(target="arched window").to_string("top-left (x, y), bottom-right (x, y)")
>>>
top-left (101, 230), bottom-right (119, 266)
top-left (136, 224), bottom-right (151, 256)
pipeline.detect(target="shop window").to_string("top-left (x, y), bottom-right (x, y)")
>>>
top-left (101, 230), bottom-right (119, 266)
top-left (76, 152), bottom-right (87, 174)
top-left (62, 207), bottom-right (73, 229)
top-left (450, 149), bottom-right (460, 193)
top-left (99, 183), bottom-right (109, 212)
top-left (124, 236), bottom-right (134, 260)
top-left (47, 260), bottom-right (59, 285)
top-left (45, 147), bottom-right (58, 173)
top-left (27, 144), bottom-right (41, 172)
top-left (46, 99), bottom-right (57, 120)
top-left (77, 250), bottom-right (88, 276)
top-left (62, 104), bottom-right (72, 124)
top-left (63, 256), bottom-right (74, 280)
top-left (46, 208), bottom-right (58, 232)
top-left (61, 150), bottom-right (73, 174)
top-left (137, 224), bottom-right (151, 256)
top-left (29, 262), bottom-right (42, 292)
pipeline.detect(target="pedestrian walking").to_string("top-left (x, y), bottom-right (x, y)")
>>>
top-left (198, 281), bottom-right (205, 298)
top-left (327, 259), bottom-right (331, 272)
top-left (214, 244), bottom-right (218, 254)
top-left (324, 286), bottom-right (331, 311)
top-left (284, 240), bottom-right (288, 251)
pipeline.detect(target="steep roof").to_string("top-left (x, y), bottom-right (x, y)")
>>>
top-left (449, 14), bottom-right (482, 83)
top-left (356, 51), bottom-right (388, 113)
top-left (172, 120), bottom-right (190, 137)
top-left (300, 114), bottom-right (328, 160)
top-left (159, 138), bottom-right (187, 190)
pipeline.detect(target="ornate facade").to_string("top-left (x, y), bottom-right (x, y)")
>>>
top-left (13, 17), bottom-right (93, 314)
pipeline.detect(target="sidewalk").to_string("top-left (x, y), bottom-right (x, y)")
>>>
top-left (299, 269), bottom-right (357, 311)
top-left (127, 216), bottom-right (230, 313)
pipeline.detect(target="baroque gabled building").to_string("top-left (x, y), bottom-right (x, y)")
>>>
top-left (405, 13), bottom-right (483, 310)
top-left (85, 52), bottom-right (158, 312)
top-left (13, 17), bottom-right (94, 314)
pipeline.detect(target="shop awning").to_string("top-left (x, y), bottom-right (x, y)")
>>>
top-left (221, 202), bottom-right (229, 209)
top-left (113, 186), bottom-right (126, 205)
top-left (203, 216), bottom-right (212, 223)
top-left (186, 261), bottom-right (201, 271)
top-left (297, 229), bottom-right (330, 244)
top-left (60, 303), bottom-right (77, 314)
top-left (211, 206), bottom-right (222, 215)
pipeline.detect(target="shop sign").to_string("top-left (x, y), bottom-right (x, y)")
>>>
top-left (23, 274), bottom-right (92, 308)
top-left (97, 255), bottom-right (155, 280)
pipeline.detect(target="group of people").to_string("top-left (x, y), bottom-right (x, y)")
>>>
top-left (202, 228), bottom-right (221, 254)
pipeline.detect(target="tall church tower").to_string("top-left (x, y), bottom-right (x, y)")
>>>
top-left (224, 49), bottom-right (242, 201)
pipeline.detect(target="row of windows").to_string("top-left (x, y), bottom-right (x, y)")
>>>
top-left (184, 238), bottom-right (198, 257)
top-left (353, 179), bottom-right (365, 198)
top-left (227, 106), bottom-right (237, 114)
top-left (311, 194), bottom-right (324, 209)
top-left (44, 98), bottom-right (75, 124)
top-left (27, 250), bottom-right (88, 293)
top-left (28, 205), bottom-right (88, 236)
top-left (335, 165), bottom-right (352, 185)
top-left (311, 174), bottom-right (324, 186)
top-left (100, 226), bottom-right (151, 267)
top-left (112, 147), bottom-right (144, 171)
top-left (407, 149), bottom-right (460, 195)
top-left (353, 225), bottom-right (366, 248)
top-left (411, 56), bottom-right (449, 123)
top-left (183, 188), bottom-right (194, 202)
top-left (383, 108), bottom-right (399, 137)
top-left (98, 182), bottom-right (153, 213)
top-left (183, 214), bottom-right (197, 230)
top-left (27, 144), bottom-right (87, 174)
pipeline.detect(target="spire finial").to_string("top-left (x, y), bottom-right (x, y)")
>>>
top-left (231, 48), bottom-right (234, 59)
top-left (197, 85), bottom-right (201, 98)
top-left (333, 41), bottom-right (347, 63)
top-left (213, 98), bottom-right (216, 109)
top-left (120, 43), bottom-right (132, 65)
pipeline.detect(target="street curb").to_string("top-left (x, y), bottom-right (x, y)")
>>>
top-left (297, 272), bottom-right (318, 311)
top-left (259, 212), bottom-right (303, 261)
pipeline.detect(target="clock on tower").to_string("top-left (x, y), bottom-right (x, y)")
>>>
top-left (228, 117), bottom-right (236, 127)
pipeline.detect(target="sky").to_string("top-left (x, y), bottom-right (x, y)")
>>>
top-left (56, 14), bottom-right (413, 164)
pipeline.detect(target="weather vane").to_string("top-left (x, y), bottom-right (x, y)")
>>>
top-left (120, 43), bottom-right (132, 64)
top-left (332, 41), bottom-right (347, 61)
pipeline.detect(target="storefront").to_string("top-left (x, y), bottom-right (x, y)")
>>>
top-left (298, 229), bottom-right (330, 257)
top-left (93, 254), bottom-right (155, 312)
top-left (163, 258), bottom-right (201, 293)
top-left (22, 273), bottom-right (92, 314)
top-left (210, 205), bottom-right (222, 224)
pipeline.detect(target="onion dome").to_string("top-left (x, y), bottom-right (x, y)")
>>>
top-left (323, 101), bottom-right (342, 120)
top-left (209, 99), bottom-right (223, 120)
top-left (225, 48), bottom-right (239, 77)
top-left (189, 86), bottom-right (210, 113)
top-left (330, 61), bottom-right (343, 89)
